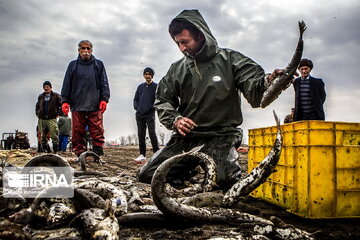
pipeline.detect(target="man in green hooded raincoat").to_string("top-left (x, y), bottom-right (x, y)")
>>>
top-left (138, 9), bottom-right (282, 190)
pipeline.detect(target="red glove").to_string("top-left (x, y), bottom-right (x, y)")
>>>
top-left (99, 100), bottom-right (107, 113)
top-left (62, 103), bottom-right (70, 115)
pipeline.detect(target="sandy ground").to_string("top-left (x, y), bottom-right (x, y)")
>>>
top-left (0, 147), bottom-right (359, 239)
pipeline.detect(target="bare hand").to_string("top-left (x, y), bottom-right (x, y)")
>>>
top-left (174, 117), bottom-right (197, 136)
top-left (268, 69), bottom-right (285, 82)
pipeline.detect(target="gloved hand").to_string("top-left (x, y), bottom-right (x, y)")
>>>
top-left (62, 103), bottom-right (70, 115)
top-left (99, 100), bottom-right (107, 113)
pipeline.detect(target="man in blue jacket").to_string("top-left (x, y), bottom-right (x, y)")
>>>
top-left (133, 67), bottom-right (160, 163)
top-left (293, 59), bottom-right (326, 121)
top-left (61, 40), bottom-right (110, 157)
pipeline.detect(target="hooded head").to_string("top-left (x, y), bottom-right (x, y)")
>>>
top-left (169, 9), bottom-right (219, 62)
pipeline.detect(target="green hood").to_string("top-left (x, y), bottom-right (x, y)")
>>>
top-left (174, 9), bottom-right (219, 62)
top-left (155, 9), bottom-right (266, 137)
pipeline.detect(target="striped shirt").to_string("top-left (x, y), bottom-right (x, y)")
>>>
top-left (299, 76), bottom-right (314, 114)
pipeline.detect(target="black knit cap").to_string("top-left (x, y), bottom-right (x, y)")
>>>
top-left (43, 81), bottom-right (52, 88)
top-left (143, 67), bottom-right (155, 76)
top-left (298, 59), bottom-right (313, 70)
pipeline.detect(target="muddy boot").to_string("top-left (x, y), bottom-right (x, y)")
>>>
top-left (37, 143), bottom-right (43, 153)
top-left (42, 144), bottom-right (52, 153)
top-left (53, 143), bottom-right (58, 154)
top-left (92, 146), bottom-right (106, 164)
top-left (92, 146), bottom-right (104, 156)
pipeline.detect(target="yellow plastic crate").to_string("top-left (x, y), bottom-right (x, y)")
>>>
top-left (248, 121), bottom-right (360, 218)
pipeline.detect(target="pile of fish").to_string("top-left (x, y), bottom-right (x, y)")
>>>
top-left (0, 111), bottom-right (315, 239)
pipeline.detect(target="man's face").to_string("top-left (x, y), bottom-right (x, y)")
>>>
top-left (298, 66), bottom-right (311, 78)
top-left (78, 43), bottom-right (92, 61)
top-left (144, 72), bottom-right (153, 83)
top-left (43, 85), bottom-right (52, 94)
top-left (174, 29), bottom-right (204, 57)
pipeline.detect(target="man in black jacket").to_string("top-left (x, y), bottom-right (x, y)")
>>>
top-left (293, 59), bottom-right (326, 121)
top-left (61, 40), bottom-right (110, 157)
top-left (35, 81), bottom-right (62, 153)
top-left (133, 67), bottom-right (160, 163)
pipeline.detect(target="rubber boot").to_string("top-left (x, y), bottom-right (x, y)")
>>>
top-left (53, 143), bottom-right (58, 154)
top-left (37, 143), bottom-right (43, 153)
top-left (43, 143), bottom-right (51, 153)
top-left (92, 146), bottom-right (104, 156)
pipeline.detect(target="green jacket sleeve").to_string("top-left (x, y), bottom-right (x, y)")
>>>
top-left (231, 51), bottom-right (267, 108)
top-left (154, 66), bottom-right (181, 130)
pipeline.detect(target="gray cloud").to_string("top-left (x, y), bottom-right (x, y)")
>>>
top-left (1, 0), bottom-right (359, 146)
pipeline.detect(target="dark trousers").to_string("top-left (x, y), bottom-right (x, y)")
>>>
top-left (137, 135), bottom-right (242, 190)
top-left (136, 114), bottom-right (159, 156)
top-left (72, 111), bottom-right (104, 156)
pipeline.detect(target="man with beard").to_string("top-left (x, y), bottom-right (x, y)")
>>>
top-left (61, 40), bottom-right (110, 157)
top-left (137, 10), bottom-right (285, 190)
top-left (35, 81), bottom-right (62, 153)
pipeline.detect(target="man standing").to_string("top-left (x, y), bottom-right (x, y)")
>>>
top-left (35, 81), bottom-right (62, 153)
top-left (293, 59), bottom-right (326, 121)
top-left (57, 112), bottom-right (71, 152)
top-left (133, 67), bottom-right (160, 163)
top-left (61, 40), bottom-right (110, 157)
top-left (137, 10), bottom-right (284, 190)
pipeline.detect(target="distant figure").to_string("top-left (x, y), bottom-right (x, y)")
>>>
top-left (35, 81), bottom-right (62, 153)
top-left (293, 59), bottom-right (326, 121)
top-left (61, 40), bottom-right (110, 157)
top-left (57, 112), bottom-right (72, 152)
top-left (284, 108), bottom-right (295, 124)
top-left (133, 67), bottom-right (160, 163)
top-left (5, 135), bottom-right (14, 150)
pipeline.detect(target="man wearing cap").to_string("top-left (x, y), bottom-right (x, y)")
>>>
top-left (61, 40), bottom-right (110, 157)
top-left (35, 81), bottom-right (62, 153)
top-left (133, 67), bottom-right (160, 162)
top-left (293, 58), bottom-right (326, 121)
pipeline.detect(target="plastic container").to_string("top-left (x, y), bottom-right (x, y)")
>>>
top-left (248, 120), bottom-right (360, 218)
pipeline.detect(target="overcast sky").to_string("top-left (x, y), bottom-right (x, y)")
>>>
top-left (1, 0), bottom-right (359, 147)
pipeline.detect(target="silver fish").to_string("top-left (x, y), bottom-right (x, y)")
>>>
top-left (0, 217), bottom-right (28, 240)
top-left (24, 153), bottom-right (71, 168)
top-left (78, 151), bottom-right (101, 171)
top-left (192, 150), bottom-right (217, 192)
top-left (70, 200), bottom-right (119, 240)
top-left (260, 21), bottom-right (307, 108)
top-left (151, 147), bottom-right (272, 225)
top-left (223, 110), bottom-right (282, 206)
top-left (47, 201), bottom-right (76, 225)
top-left (75, 179), bottom-right (128, 216)
top-left (23, 225), bottom-right (82, 240)
top-left (75, 188), bottom-right (106, 209)
top-left (9, 187), bottom-right (75, 224)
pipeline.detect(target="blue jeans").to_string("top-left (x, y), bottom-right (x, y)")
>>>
top-left (59, 134), bottom-right (69, 152)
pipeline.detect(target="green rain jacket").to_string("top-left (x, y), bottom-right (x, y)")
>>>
top-left (155, 10), bottom-right (267, 137)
